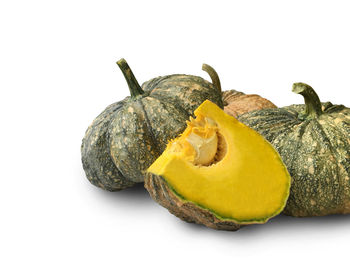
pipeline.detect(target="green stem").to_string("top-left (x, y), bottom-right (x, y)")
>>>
top-left (202, 64), bottom-right (221, 92)
top-left (292, 82), bottom-right (323, 119)
top-left (117, 58), bottom-right (144, 97)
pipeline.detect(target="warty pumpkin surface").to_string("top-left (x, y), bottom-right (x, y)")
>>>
top-left (238, 83), bottom-right (350, 217)
top-left (145, 100), bottom-right (290, 230)
top-left (81, 59), bottom-right (223, 191)
top-left (223, 89), bottom-right (277, 118)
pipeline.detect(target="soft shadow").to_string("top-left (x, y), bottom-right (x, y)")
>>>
top-left (92, 183), bottom-right (153, 206)
top-left (268, 212), bottom-right (350, 230)
top-left (80, 167), bottom-right (350, 236)
top-left (173, 212), bottom-right (350, 240)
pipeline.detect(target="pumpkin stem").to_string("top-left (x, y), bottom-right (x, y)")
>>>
top-left (202, 64), bottom-right (221, 92)
top-left (292, 82), bottom-right (323, 119)
top-left (117, 58), bottom-right (144, 97)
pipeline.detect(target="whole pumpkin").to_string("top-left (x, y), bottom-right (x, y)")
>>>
top-left (222, 89), bottom-right (277, 118)
top-left (81, 59), bottom-right (223, 191)
top-left (238, 83), bottom-right (350, 217)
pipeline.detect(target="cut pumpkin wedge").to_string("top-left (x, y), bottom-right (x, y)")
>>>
top-left (145, 100), bottom-right (290, 230)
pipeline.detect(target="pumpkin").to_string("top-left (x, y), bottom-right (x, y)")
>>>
top-left (81, 101), bottom-right (135, 191)
top-left (223, 89), bottom-right (277, 118)
top-left (81, 59), bottom-right (223, 191)
top-left (145, 100), bottom-right (290, 230)
top-left (238, 83), bottom-right (350, 217)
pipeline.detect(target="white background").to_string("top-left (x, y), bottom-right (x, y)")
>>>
top-left (1, 1), bottom-right (350, 262)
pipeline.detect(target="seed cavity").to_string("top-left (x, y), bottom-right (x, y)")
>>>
top-left (186, 130), bottom-right (218, 166)
top-left (167, 116), bottom-right (228, 167)
top-left (185, 116), bottom-right (227, 166)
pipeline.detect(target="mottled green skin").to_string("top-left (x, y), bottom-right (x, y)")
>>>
top-left (239, 102), bottom-right (350, 217)
top-left (143, 75), bottom-right (223, 115)
top-left (81, 101), bottom-right (135, 191)
top-left (109, 75), bottom-right (223, 183)
top-left (81, 74), bottom-right (223, 191)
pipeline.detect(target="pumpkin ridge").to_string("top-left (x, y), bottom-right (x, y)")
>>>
top-left (140, 96), bottom-right (189, 150)
top-left (245, 108), bottom-right (296, 123)
top-left (273, 120), bottom-right (310, 160)
top-left (149, 88), bottom-right (193, 116)
top-left (114, 139), bottom-right (141, 176)
top-left (249, 113), bottom-right (297, 131)
top-left (86, 102), bottom-right (124, 131)
top-left (137, 99), bottom-right (162, 157)
top-left (147, 79), bottom-right (223, 115)
top-left (305, 122), bottom-right (343, 214)
top-left (319, 117), bottom-right (350, 210)
top-left (275, 122), bottom-right (323, 216)
top-left (105, 126), bottom-right (141, 182)
top-left (147, 75), bottom-right (206, 93)
top-left (148, 94), bottom-right (190, 120)
top-left (103, 130), bottom-right (134, 187)
top-left (280, 122), bottom-right (313, 213)
top-left (81, 141), bottom-right (105, 188)
top-left (294, 119), bottom-right (311, 138)
top-left (240, 109), bottom-right (301, 142)
top-left (321, 131), bottom-right (348, 210)
top-left (152, 98), bottom-right (190, 124)
top-left (324, 104), bottom-right (346, 114)
top-left (156, 75), bottom-right (212, 87)
top-left (153, 79), bottom-right (211, 91)
top-left (142, 75), bottom-right (174, 92)
top-left (108, 103), bottom-right (161, 182)
top-left (81, 102), bottom-right (135, 190)
top-left (313, 120), bottom-right (338, 152)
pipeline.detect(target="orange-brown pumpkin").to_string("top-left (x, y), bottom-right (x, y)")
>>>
top-left (223, 90), bottom-right (276, 118)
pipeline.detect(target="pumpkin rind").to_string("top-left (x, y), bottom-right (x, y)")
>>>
top-left (81, 59), bottom-right (223, 190)
top-left (238, 83), bottom-right (350, 216)
top-left (223, 89), bottom-right (277, 118)
top-left (144, 173), bottom-right (241, 231)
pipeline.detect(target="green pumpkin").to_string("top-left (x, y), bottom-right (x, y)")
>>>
top-left (238, 83), bottom-right (350, 217)
top-left (81, 59), bottom-right (223, 191)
